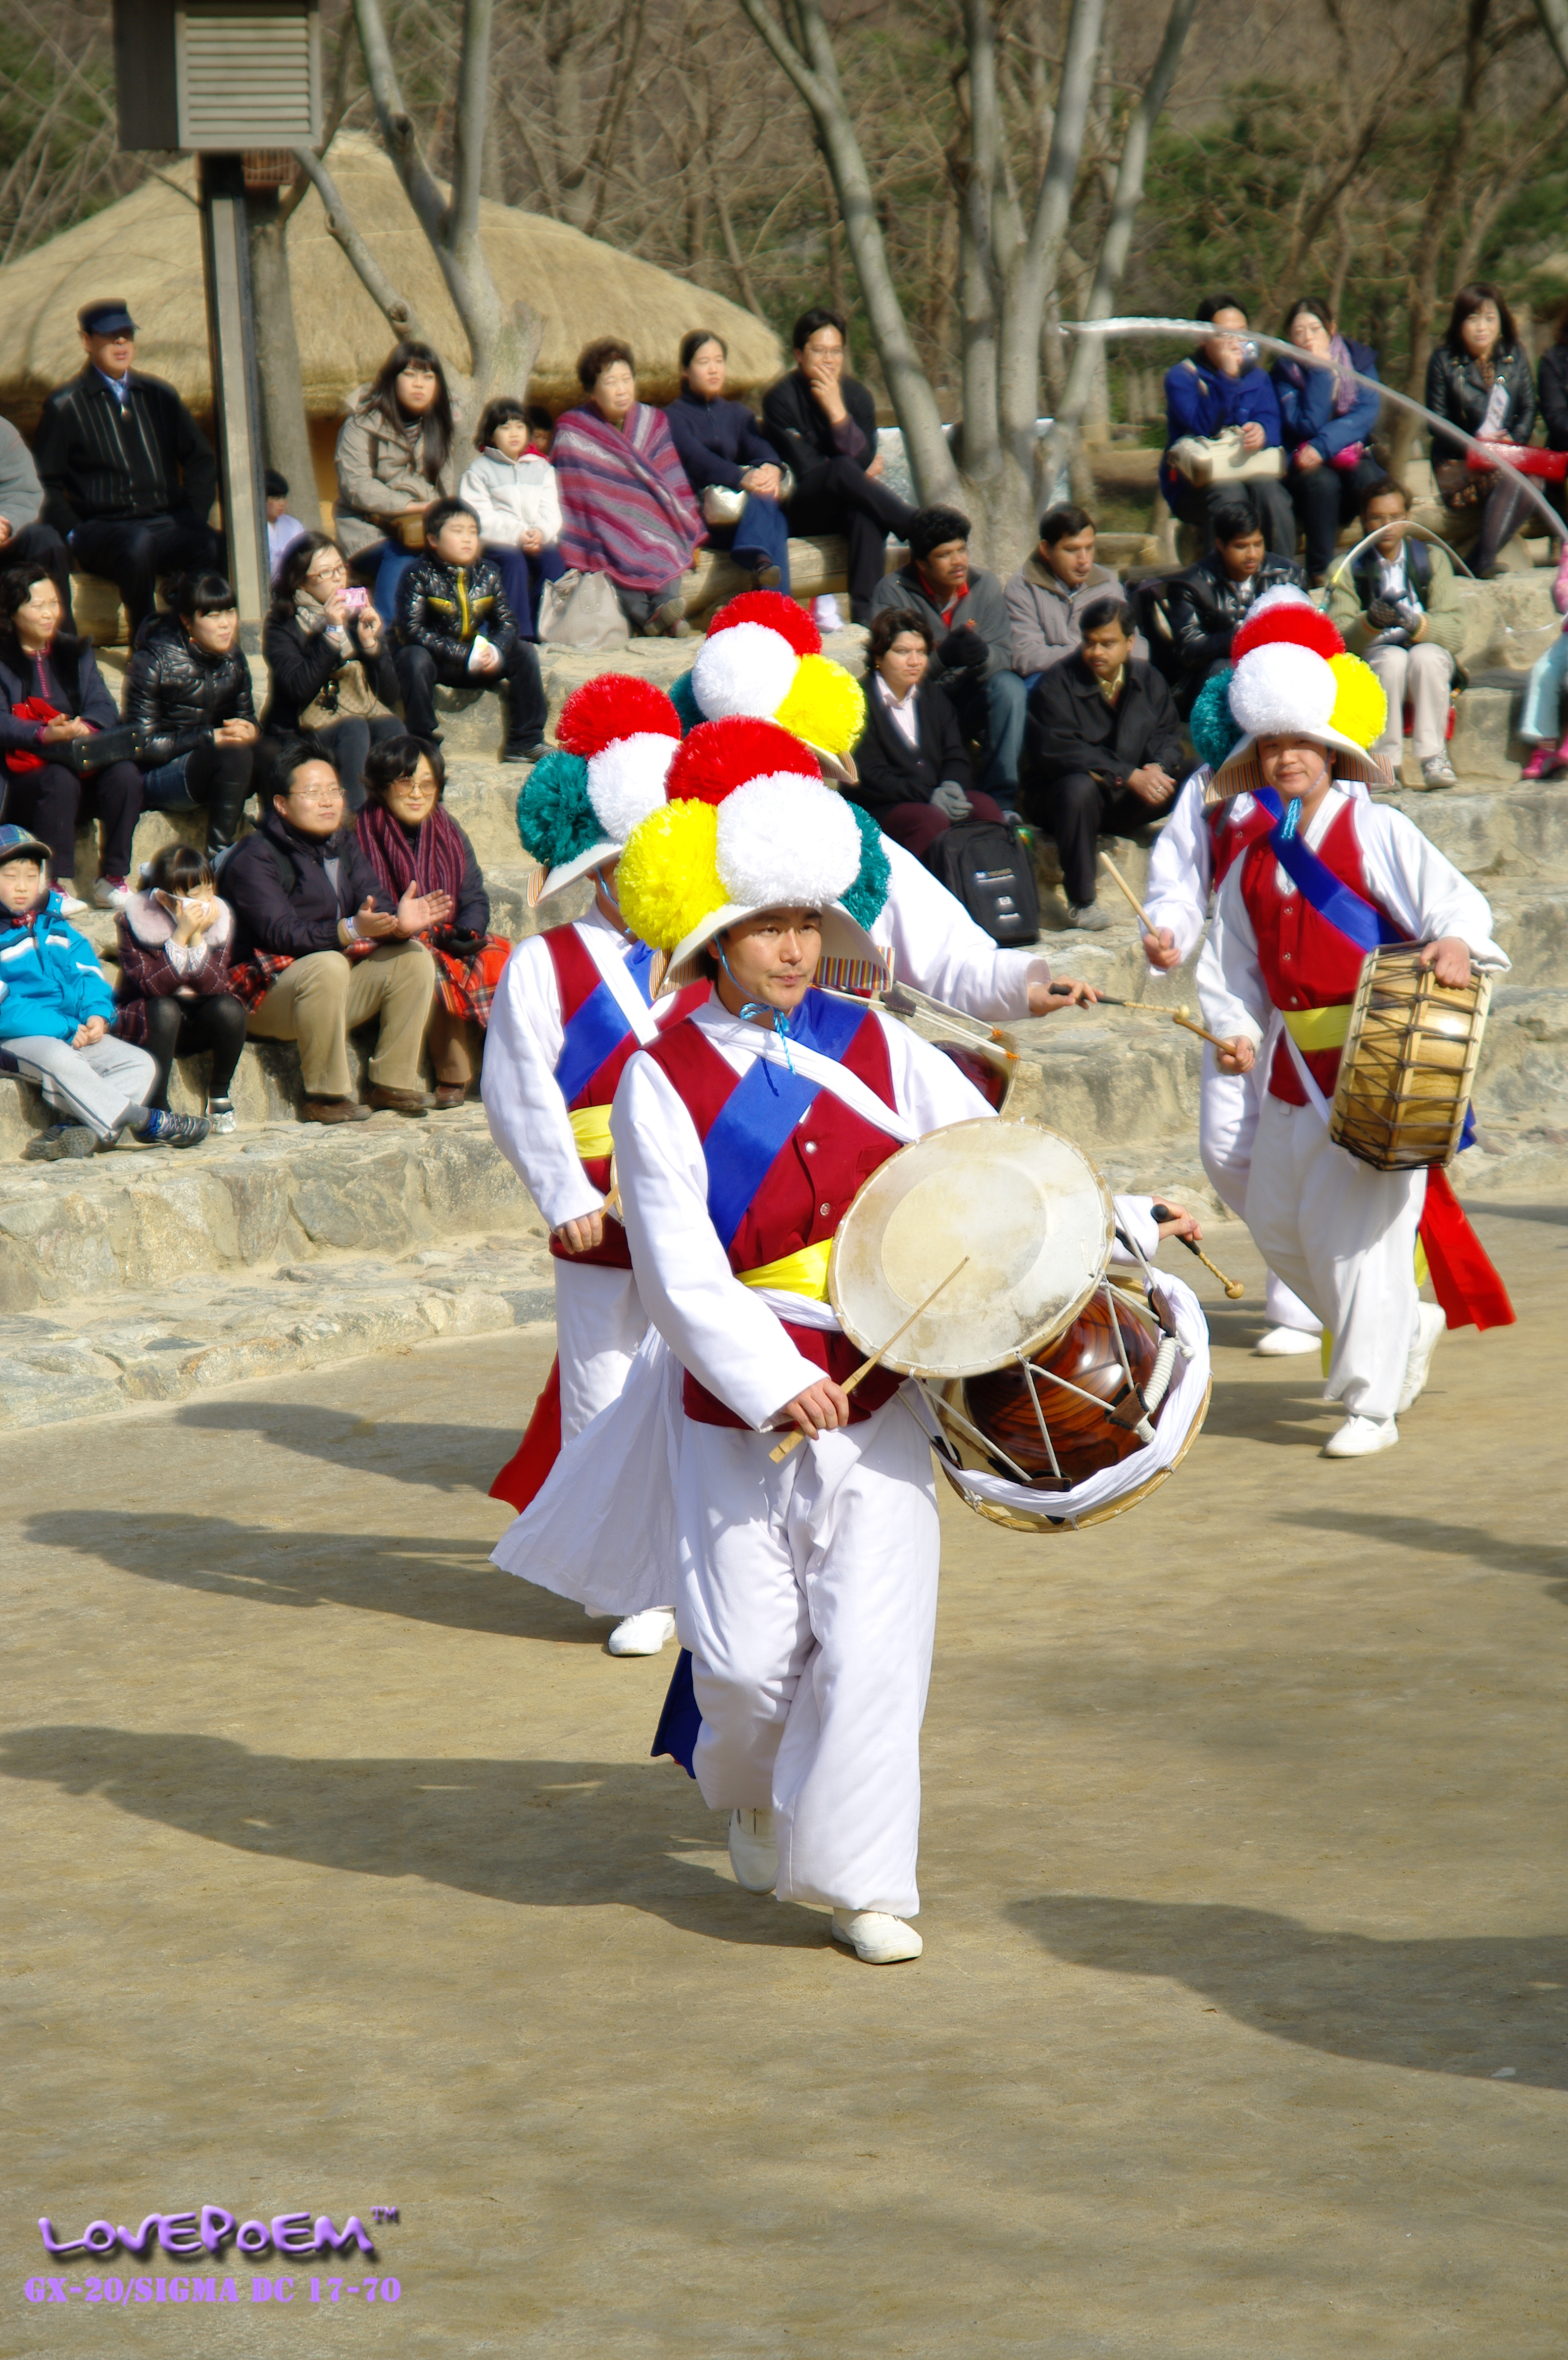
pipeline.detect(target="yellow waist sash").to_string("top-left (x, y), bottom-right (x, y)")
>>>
top-left (1281, 1003), bottom-right (1351, 1053)
top-left (736, 1238), bottom-right (833, 1302)
top-left (569, 1105), bottom-right (615, 1159)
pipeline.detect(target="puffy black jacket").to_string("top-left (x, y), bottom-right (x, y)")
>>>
top-left (223, 807), bottom-right (397, 965)
top-left (1537, 342), bottom-right (1568, 453)
top-left (395, 553), bottom-right (517, 666)
top-left (124, 613), bottom-right (256, 768)
top-left (1424, 343), bottom-right (1536, 465)
top-left (1162, 552), bottom-right (1307, 708)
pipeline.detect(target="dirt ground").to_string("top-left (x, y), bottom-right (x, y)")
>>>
top-left (4, 1201), bottom-right (1564, 2359)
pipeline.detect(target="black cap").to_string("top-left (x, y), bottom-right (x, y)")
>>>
top-left (79, 299), bottom-right (137, 338)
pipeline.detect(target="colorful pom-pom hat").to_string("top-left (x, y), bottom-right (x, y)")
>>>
top-left (1212, 585), bottom-right (1390, 793)
top-left (616, 715), bottom-right (888, 991)
top-left (674, 590), bottom-right (867, 782)
top-left (515, 675), bottom-right (683, 901)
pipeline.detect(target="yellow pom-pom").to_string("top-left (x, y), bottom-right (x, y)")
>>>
top-left (773, 653), bottom-right (866, 758)
top-left (616, 797), bottom-right (726, 952)
top-left (1328, 652), bottom-right (1387, 751)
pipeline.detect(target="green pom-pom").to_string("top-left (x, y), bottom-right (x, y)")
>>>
top-left (515, 749), bottom-right (602, 868)
top-left (1190, 666), bottom-right (1241, 772)
top-left (668, 671), bottom-right (704, 736)
top-left (840, 800), bottom-right (891, 928)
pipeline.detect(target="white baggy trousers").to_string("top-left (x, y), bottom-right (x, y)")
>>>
top-left (1244, 1096), bottom-right (1424, 1420)
top-left (675, 1388), bottom-right (941, 1919)
top-left (551, 1260), bottom-right (649, 1440)
top-left (1200, 1047), bottom-right (1321, 1335)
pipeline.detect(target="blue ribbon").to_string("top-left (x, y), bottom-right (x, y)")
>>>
top-left (700, 989), bottom-right (871, 1252)
top-left (554, 977), bottom-right (633, 1104)
top-left (1252, 786), bottom-right (1405, 953)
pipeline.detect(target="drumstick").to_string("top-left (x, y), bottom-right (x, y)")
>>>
top-left (1097, 849), bottom-right (1157, 932)
top-left (1150, 1203), bottom-right (1246, 1299)
top-left (1169, 1009), bottom-right (1239, 1054)
top-left (768, 1257), bottom-right (970, 1463)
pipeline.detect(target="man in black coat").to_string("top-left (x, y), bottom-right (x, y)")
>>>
top-left (224, 738), bottom-right (439, 1123)
top-left (33, 299), bottom-right (222, 642)
top-left (1161, 504), bottom-right (1305, 715)
top-left (761, 307), bottom-right (916, 622)
top-left (1022, 598), bottom-right (1184, 928)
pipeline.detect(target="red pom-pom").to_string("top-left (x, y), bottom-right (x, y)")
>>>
top-left (705, 589), bottom-right (820, 658)
top-left (665, 715), bottom-right (819, 805)
top-left (1231, 606), bottom-right (1345, 664)
top-left (556, 674), bottom-right (681, 758)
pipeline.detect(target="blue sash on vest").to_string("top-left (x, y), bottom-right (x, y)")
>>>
top-left (700, 989), bottom-right (872, 1253)
top-left (1253, 786), bottom-right (1405, 952)
top-left (553, 938), bottom-right (657, 1104)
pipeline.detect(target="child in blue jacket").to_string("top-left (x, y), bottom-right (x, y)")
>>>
top-left (0, 824), bottom-right (210, 1159)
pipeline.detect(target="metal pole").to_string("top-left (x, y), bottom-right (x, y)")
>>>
top-left (198, 153), bottom-right (270, 650)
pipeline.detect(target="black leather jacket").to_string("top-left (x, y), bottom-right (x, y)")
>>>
top-left (395, 553), bottom-right (517, 666)
top-left (1160, 553), bottom-right (1306, 709)
top-left (1423, 342), bottom-right (1536, 465)
top-left (124, 613), bottom-right (256, 769)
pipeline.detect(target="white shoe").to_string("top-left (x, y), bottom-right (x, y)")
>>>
top-left (56, 890), bottom-right (88, 914)
top-left (830, 1908), bottom-right (922, 1964)
top-left (1398, 1303), bottom-right (1446, 1414)
top-left (606, 1607), bottom-right (676, 1656)
top-left (1254, 1324), bottom-right (1321, 1357)
top-left (1322, 1414), bottom-right (1399, 1459)
top-left (728, 1807), bottom-right (777, 1893)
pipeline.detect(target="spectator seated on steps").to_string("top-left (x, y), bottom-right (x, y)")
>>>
top-left (1163, 504), bottom-right (1306, 716)
top-left (847, 607), bottom-right (1007, 872)
top-left (1270, 296), bottom-right (1386, 586)
top-left (333, 339), bottom-right (461, 627)
top-left (33, 297), bottom-right (222, 647)
top-left (0, 821), bottom-right (209, 1160)
top-left (223, 735), bottom-right (439, 1125)
top-left (551, 337), bottom-right (704, 638)
top-left (1004, 503), bottom-right (1138, 687)
top-left (392, 499), bottom-right (548, 765)
top-left (1022, 598), bottom-right (1183, 932)
top-left (0, 560), bottom-right (144, 914)
top-left (1328, 478), bottom-right (1464, 791)
top-left (111, 843), bottom-right (246, 1133)
top-left (458, 397), bottom-right (568, 643)
top-left (262, 531), bottom-right (403, 810)
top-left (868, 505), bottom-right (1026, 813)
top-left (1514, 537), bottom-right (1568, 781)
top-left (1425, 280), bottom-right (1537, 581)
top-left (356, 732), bottom-right (510, 1108)
top-left (665, 328), bottom-right (791, 595)
top-left (265, 470), bottom-right (309, 582)
top-left (124, 571), bottom-right (258, 859)
top-left (761, 305), bottom-right (916, 624)
top-left (0, 411), bottom-right (74, 629)
top-left (1160, 292), bottom-right (1296, 561)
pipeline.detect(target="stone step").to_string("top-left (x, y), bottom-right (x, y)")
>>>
top-left (1487, 881), bottom-right (1568, 987)
top-left (1373, 779), bottom-right (1568, 880)
top-left (0, 1232), bottom-right (556, 1432)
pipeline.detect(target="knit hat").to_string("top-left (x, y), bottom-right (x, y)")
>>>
top-left (0, 823), bottom-right (52, 870)
top-left (1212, 589), bottom-right (1390, 792)
top-left (616, 715), bottom-right (887, 990)
top-left (515, 676), bottom-right (682, 901)
top-left (675, 591), bottom-right (867, 782)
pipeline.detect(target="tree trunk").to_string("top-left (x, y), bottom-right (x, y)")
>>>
top-left (247, 190), bottom-right (319, 529)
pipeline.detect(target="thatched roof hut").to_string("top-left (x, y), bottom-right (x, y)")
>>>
top-left (0, 135), bottom-right (786, 437)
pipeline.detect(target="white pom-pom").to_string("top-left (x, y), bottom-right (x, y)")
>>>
top-left (715, 774), bottom-right (861, 908)
top-left (1247, 584), bottom-right (1313, 622)
top-left (584, 734), bottom-right (676, 842)
top-left (1229, 642), bottom-right (1336, 740)
top-left (692, 622), bottom-right (799, 720)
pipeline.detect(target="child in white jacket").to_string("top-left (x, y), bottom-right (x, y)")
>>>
top-left (459, 399), bottom-right (566, 641)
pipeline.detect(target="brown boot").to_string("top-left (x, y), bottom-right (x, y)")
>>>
top-left (433, 1083), bottom-right (468, 1109)
top-left (366, 1084), bottom-right (431, 1116)
top-left (301, 1095), bottom-right (373, 1124)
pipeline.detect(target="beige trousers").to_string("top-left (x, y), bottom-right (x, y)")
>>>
top-left (247, 940), bottom-right (435, 1098)
top-left (1367, 640), bottom-right (1455, 764)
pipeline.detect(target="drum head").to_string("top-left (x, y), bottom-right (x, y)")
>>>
top-left (829, 1118), bottom-right (1114, 1379)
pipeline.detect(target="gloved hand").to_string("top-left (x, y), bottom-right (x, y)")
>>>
top-left (931, 779), bottom-right (971, 821)
top-left (1365, 597), bottom-right (1404, 629)
top-left (937, 624), bottom-right (989, 671)
top-left (433, 926), bottom-right (485, 957)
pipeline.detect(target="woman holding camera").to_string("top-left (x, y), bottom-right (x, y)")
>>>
top-left (262, 533), bottom-right (403, 810)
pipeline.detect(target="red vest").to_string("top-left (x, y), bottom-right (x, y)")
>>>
top-left (1236, 801), bottom-right (1403, 1104)
top-left (643, 1002), bottom-right (907, 1427)
top-left (1205, 794), bottom-right (1273, 889)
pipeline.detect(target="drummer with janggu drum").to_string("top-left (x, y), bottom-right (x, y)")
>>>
top-left (492, 723), bottom-right (1209, 1965)
top-left (1198, 600), bottom-right (1514, 1461)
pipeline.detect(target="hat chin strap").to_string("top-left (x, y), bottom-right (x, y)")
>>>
top-left (716, 939), bottom-right (799, 1074)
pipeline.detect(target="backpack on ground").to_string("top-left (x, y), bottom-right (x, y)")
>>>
top-left (932, 818), bottom-right (1040, 946)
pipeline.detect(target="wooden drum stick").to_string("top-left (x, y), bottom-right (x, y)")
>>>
top-left (1097, 848), bottom-right (1157, 932)
top-left (1170, 1009), bottom-right (1239, 1055)
top-left (769, 1257), bottom-right (970, 1462)
top-left (1151, 1203), bottom-right (1246, 1300)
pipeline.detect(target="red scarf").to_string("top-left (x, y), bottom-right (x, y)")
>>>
top-left (356, 799), bottom-right (468, 908)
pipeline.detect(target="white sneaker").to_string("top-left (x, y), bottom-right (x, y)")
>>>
top-left (92, 874), bottom-right (131, 909)
top-left (830, 1908), bottom-right (923, 1963)
top-left (606, 1607), bottom-right (677, 1656)
top-left (1322, 1414), bottom-right (1399, 1459)
top-left (1398, 1303), bottom-right (1446, 1414)
top-left (728, 1807), bottom-right (777, 1893)
top-left (56, 890), bottom-right (88, 914)
top-left (1254, 1324), bottom-right (1321, 1356)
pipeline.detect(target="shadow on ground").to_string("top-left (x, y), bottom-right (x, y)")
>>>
top-left (174, 1399), bottom-right (516, 1494)
top-left (23, 1509), bottom-right (595, 1643)
top-left (0, 1726), bottom-right (824, 1953)
top-left (1014, 1894), bottom-right (1568, 2089)
top-left (1275, 1508), bottom-right (1568, 1607)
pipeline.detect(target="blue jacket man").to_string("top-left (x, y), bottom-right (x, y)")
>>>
top-left (1160, 297), bottom-right (1297, 560)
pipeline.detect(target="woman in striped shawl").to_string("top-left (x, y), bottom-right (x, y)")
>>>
top-left (552, 338), bottom-right (704, 638)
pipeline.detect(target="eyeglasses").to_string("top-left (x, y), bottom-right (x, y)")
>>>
top-left (290, 788), bottom-right (342, 806)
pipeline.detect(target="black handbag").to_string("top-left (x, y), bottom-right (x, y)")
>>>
top-left (61, 725), bottom-right (140, 776)
top-left (933, 817), bottom-right (1041, 946)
